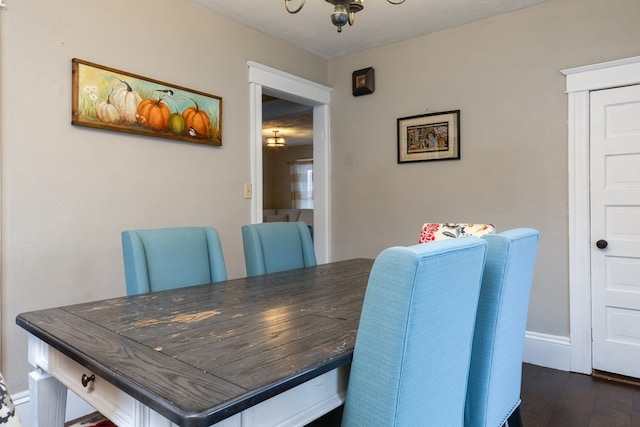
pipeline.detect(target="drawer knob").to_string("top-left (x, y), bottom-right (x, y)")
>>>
top-left (81, 373), bottom-right (95, 387)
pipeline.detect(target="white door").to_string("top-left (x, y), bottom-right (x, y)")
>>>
top-left (590, 84), bottom-right (640, 378)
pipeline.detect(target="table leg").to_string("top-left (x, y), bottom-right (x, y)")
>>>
top-left (29, 368), bottom-right (67, 427)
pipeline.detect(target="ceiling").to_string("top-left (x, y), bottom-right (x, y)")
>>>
top-left (190, 0), bottom-right (549, 60)
top-left (190, 0), bottom-right (550, 146)
top-left (262, 97), bottom-right (314, 147)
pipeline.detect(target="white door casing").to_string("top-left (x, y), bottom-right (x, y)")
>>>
top-left (590, 84), bottom-right (640, 378)
top-left (563, 56), bottom-right (640, 375)
top-left (247, 62), bottom-right (332, 263)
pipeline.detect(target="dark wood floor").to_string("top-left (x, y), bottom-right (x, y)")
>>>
top-left (521, 363), bottom-right (640, 427)
top-left (307, 363), bottom-right (640, 426)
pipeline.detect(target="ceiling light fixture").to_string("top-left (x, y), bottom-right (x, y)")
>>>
top-left (284, 0), bottom-right (406, 33)
top-left (266, 130), bottom-right (286, 147)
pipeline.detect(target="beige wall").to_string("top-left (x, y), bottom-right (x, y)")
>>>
top-left (328, 0), bottom-right (640, 337)
top-left (0, 0), bottom-right (327, 390)
top-left (263, 145), bottom-right (313, 209)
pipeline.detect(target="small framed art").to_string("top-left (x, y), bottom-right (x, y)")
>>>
top-left (397, 110), bottom-right (460, 163)
top-left (352, 67), bottom-right (374, 96)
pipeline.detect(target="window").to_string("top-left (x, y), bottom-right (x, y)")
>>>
top-left (290, 160), bottom-right (313, 209)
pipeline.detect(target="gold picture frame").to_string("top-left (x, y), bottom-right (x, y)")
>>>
top-left (72, 58), bottom-right (222, 146)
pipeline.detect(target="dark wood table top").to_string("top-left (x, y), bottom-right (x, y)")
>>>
top-left (16, 258), bottom-right (373, 427)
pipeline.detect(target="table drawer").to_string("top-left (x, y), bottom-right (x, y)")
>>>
top-left (49, 347), bottom-right (137, 427)
top-left (241, 366), bottom-right (348, 426)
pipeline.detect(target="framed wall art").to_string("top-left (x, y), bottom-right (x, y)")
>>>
top-left (397, 110), bottom-right (460, 163)
top-left (72, 58), bottom-right (222, 146)
top-left (352, 67), bottom-right (375, 96)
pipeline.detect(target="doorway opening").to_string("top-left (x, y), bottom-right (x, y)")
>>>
top-left (262, 95), bottom-right (314, 214)
top-left (248, 62), bottom-right (332, 263)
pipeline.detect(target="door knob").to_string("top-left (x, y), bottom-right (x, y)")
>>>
top-left (596, 239), bottom-right (608, 249)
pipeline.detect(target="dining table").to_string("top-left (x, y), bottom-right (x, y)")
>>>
top-left (16, 258), bottom-right (373, 427)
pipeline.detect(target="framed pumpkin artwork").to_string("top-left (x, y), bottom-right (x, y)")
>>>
top-left (71, 58), bottom-right (222, 146)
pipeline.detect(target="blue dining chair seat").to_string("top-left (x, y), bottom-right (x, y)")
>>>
top-left (241, 222), bottom-right (316, 276)
top-left (342, 237), bottom-right (488, 427)
top-left (122, 226), bottom-right (227, 295)
top-left (465, 228), bottom-right (539, 427)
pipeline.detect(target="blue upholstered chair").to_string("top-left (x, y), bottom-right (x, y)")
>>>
top-left (121, 226), bottom-right (228, 295)
top-left (0, 372), bottom-right (22, 427)
top-left (465, 228), bottom-right (539, 427)
top-left (342, 238), bottom-right (488, 427)
top-left (241, 222), bottom-right (316, 277)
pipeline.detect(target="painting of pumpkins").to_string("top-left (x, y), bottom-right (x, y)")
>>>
top-left (72, 58), bottom-right (222, 146)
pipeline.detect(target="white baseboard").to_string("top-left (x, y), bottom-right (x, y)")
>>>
top-left (523, 331), bottom-right (572, 371)
top-left (14, 389), bottom-right (96, 427)
top-left (12, 331), bottom-right (573, 427)
top-left (12, 390), bottom-right (32, 427)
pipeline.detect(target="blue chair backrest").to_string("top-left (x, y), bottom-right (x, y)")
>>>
top-left (121, 226), bottom-right (227, 295)
top-left (464, 228), bottom-right (539, 427)
top-left (342, 237), bottom-right (488, 427)
top-left (241, 222), bottom-right (316, 277)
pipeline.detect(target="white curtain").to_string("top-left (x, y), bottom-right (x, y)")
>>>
top-left (290, 160), bottom-right (313, 209)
